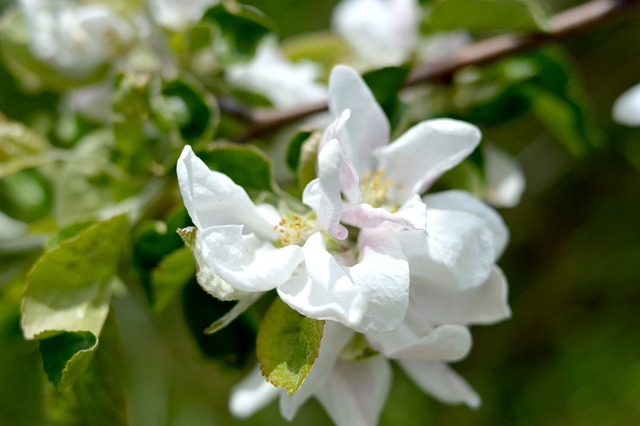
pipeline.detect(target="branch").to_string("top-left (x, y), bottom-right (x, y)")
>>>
top-left (233, 0), bottom-right (640, 142)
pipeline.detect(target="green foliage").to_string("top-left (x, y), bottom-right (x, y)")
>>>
top-left (257, 298), bottom-right (324, 394)
top-left (0, 8), bottom-right (109, 91)
top-left (150, 247), bottom-right (196, 313)
top-left (199, 143), bottom-right (276, 193)
top-left (182, 280), bottom-right (258, 369)
top-left (363, 66), bottom-right (410, 126)
top-left (45, 311), bottom-right (130, 426)
top-left (282, 31), bottom-right (351, 73)
top-left (203, 2), bottom-right (276, 64)
top-left (22, 215), bottom-right (129, 388)
top-left (286, 129), bottom-right (314, 174)
top-left (424, 0), bottom-right (550, 33)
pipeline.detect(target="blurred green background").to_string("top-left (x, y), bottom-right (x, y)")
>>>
top-left (2, 0), bottom-right (640, 425)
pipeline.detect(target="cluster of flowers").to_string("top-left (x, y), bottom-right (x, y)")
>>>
top-left (178, 65), bottom-right (511, 425)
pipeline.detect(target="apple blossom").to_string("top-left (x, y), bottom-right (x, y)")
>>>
top-left (18, 0), bottom-right (134, 77)
top-left (613, 82), bottom-right (640, 126)
top-left (147, 0), bottom-right (219, 31)
top-left (224, 65), bottom-right (511, 425)
top-left (177, 142), bottom-right (410, 333)
top-left (226, 39), bottom-right (327, 109)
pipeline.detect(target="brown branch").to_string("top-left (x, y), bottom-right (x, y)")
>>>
top-left (233, 0), bottom-right (640, 142)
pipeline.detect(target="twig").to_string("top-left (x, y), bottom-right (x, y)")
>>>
top-left (232, 0), bottom-right (640, 142)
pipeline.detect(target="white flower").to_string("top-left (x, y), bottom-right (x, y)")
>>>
top-left (225, 65), bottom-right (511, 425)
top-left (18, 0), bottom-right (134, 77)
top-left (332, 0), bottom-right (419, 69)
top-left (307, 65), bottom-right (499, 292)
top-left (177, 144), bottom-right (410, 333)
top-left (613, 82), bottom-right (640, 126)
top-left (147, 0), bottom-right (218, 31)
top-left (226, 39), bottom-right (327, 109)
top-left (484, 144), bottom-right (526, 208)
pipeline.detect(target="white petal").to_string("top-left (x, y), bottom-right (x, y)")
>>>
top-left (303, 138), bottom-right (348, 239)
top-left (425, 190), bottom-right (509, 259)
top-left (332, 0), bottom-right (418, 68)
top-left (229, 365), bottom-right (279, 419)
top-left (349, 228), bottom-right (411, 333)
top-left (277, 233), bottom-right (369, 328)
top-left (226, 39), bottom-right (327, 109)
top-left (400, 361), bottom-right (480, 408)
top-left (401, 208), bottom-right (495, 290)
top-left (279, 322), bottom-right (354, 421)
top-left (484, 144), bottom-right (526, 208)
top-left (410, 265), bottom-right (511, 325)
top-left (177, 146), bottom-right (278, 240)
top-left (315, 356), bottom-right (392, 426)
top-left (328, 65), bottom-right (389, 176)
top-left (374, 119), bottom-right (481, 203)
top-left (199, 226), bottom-right (304, 292)
top-left (369, 324), bottom-right (472, 362)
top-left (613, 82), bottom-right (640, 126)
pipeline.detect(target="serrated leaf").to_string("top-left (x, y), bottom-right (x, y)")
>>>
top-left (39, 331), bottom-right (97, 388)
top-left (425, 0), bottom-right (550, 33)
top-left (22, 214), bottom-right (129, 341)
top-left (150, 247), bottom-right (196, 313)
top-left (257, 298), bottom-right (324, 394)
top-left (45, 311), bottom-right (130, 425)
top-left (199, 143), bottom-right (276, 193)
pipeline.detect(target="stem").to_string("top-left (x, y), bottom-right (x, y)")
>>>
top-left (232, 0), bottom-right (640, 142)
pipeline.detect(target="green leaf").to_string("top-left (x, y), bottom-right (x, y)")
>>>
top-left (0, 119), bottom-right (49, 161)
top-left (39, 331), bottom-right (97, 388)
top-left (0, 279), bottom-right (47, 425)
top-left (150, 247), bottom-right (196, 313)
top-left (425, 0), bottom-right (550, 33)
top-left (363, 66), bottom-right (410, 125)
top-left (203, 292), bottom-right (263, 335)
top-left (0, 118), bottom-right (54, 178)
top-left (53, 130), bottom-right (117, 226)
top-left (158, 77), bottom-right (219, 143)
top-left (525, 87), bottom-right (594, 156)
top-left (257, 298), bottom-right (324, 394)
top-left (45, 310), bottom-right (130, 425)
top-left (22, 214), bottom-right (129, 341)
top-left (203, 2), bottom-right (275, 64)
top-left (199, 143), bottom-right (276, 193)
top-left (285, 130), bottom-right (314, 174)
top-left (282, 30), bottom-right (351, 73)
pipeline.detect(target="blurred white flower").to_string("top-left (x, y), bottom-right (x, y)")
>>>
top-left (18, 0), bottom-right (134, 77)
top-left (613, 82), bottom-right (640, 126)
top-left (226, 39), bottom-right (327, 109)
top-left (332, 0), bottom-right (419, 69)
top-left (146, 0), bottom-right (218, 31)
top-left (484, 144), bottom-right (526, 208)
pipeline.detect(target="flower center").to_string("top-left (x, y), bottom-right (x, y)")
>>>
top-left (361, 169), bottom-right (392, 208)
top-left (274, 213), bottom-right (313, 246)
